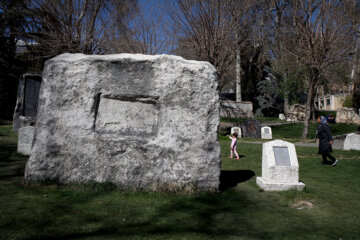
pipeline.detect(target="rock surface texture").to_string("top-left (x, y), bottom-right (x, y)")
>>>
top-left (25, 53), bottom-right (221, 191)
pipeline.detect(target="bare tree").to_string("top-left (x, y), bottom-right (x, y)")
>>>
top-left (286, 0), bottom-right (353, 138)
top-left (113, 1), bottom-right (177, 55)
top-left (22, 0), bottom-right (137, 58)
top-left (349, 0), bottom-right (360, 112)
top-left (165, 0), bottom-right (234, 87)
top-left (227, 0), bottom-right (256, 101)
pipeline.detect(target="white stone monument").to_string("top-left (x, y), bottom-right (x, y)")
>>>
top-left (17, 126), bottom-right (35, 155)
top-left (256, 140), bottom-right (305, 191)
top-left (279, 114), bottom-right (286, 120)
top-left (261, 126), bottom-right (272, 140)
top-left (344, 133), bottom-right (360, 151)
top-left (231, 127), bottom-right (242, 138)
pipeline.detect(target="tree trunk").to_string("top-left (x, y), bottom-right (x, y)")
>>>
top-left (302, 70), bottom-right (318, 139)
top-left (236, 46), bottom-right (241, 102)
top-left (283, 72), bottom-right (289, 116)
top-left (353, 37), bottom-right (360, 111)
top-left (353, 77), bottom-right (360, 111)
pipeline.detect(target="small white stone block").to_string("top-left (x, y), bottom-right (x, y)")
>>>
top-left (279, 114), bottom-right (286, 120)
top-left (261, 126), bottom-right (272, 139)
top-left (17, 126), bottom-right (35, 155)
top-left (231, 127), bottom-right (242, 138)
top-left (256, 140), bottom-right (305, 191)
top-left (344, 133), bottom-right (360, 151)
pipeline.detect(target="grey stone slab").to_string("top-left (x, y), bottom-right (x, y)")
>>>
top-left (241, 120), bottom-right (261, 138)
top-left (261, 126), bottom-right (272, 140)
top-left (231, 127), bottom-right (241, 138)
top-left (25, 53), bottom-right (221, 192)
top-left (18, 126), bottom-right (35, 155)
top-left (344, 133), bottom-right (360, 151)
top-left (13, 74), bottom-right (42, 131)
top-left (24, 77), bottom-right (41, 118)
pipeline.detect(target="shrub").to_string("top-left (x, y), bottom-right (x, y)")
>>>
top-left (342, 95), bottom-right (353, 108)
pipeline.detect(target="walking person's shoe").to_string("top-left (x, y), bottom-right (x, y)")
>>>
top-left (332, 159), bottom-right (338, 166)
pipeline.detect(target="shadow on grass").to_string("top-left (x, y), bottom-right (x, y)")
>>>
top-left (219, 170), bottom-right (255, 192)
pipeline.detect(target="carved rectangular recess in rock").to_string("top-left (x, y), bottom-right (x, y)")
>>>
top-left (95, 95), bottom-right (159, 136)
top-left (273, 146), bottom-right (291, 166)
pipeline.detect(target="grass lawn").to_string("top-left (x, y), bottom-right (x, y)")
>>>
top-left (221, 117), bottom-right (285, 123)
top-left (220, 121), bottom-right (359, 143)
top-left (1, 123), bottom-right (360, 239)
top-left (271, 123), bottom-right (359, 142)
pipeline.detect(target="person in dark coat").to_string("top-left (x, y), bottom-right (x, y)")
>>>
top-left (316, 116), bottom-right (338, 165)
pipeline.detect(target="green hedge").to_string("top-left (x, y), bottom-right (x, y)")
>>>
top-left (315, 110), bottom-right (337, 119)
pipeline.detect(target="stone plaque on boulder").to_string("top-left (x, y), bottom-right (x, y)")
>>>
top-left (343, 133), bottom-right (360, 151)
top-left (17, 126), bottom-right (35, 156)
top-left (261, 126), bottom-right (272, 140)
top-left (241, 120), bottom-right (261, 138)
top-left (25, 53), bottom-right (221, 192)
top-left (256, 140), bottom-right (305, 191)
top-left (231, 127), bottom-right (242, 138)
top-left (13, 74), bottom-right (42, 131)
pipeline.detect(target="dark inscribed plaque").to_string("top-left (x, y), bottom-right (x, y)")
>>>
top-left (23, 76), bottom-right (41, 118)
top-left (273, 146), bottom-right (291, 166)
top-left (264, 128), bottom-right (270, 134)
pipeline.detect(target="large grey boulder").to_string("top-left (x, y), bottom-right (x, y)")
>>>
top-left (25, 53), bottom-right (221, 191)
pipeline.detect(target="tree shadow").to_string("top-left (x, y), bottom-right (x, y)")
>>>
top-left (219, 170), bottom-right (255, 192)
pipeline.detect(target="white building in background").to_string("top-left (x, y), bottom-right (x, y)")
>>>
top-left (314, 83), bottom-right (353, 111)
top-left (314, 94), bottom-right (348, 111)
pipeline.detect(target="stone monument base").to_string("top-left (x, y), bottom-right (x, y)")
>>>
top-left (256, 177), bottom-right (305, 191)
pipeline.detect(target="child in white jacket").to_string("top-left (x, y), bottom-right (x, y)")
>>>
top-left (227, 132), bottom-right (240, 160)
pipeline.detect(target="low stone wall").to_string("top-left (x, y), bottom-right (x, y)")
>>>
top-left (219, 100), bottom-right (253, 119)
top-left (335, 108), bottom-right (360, 125)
